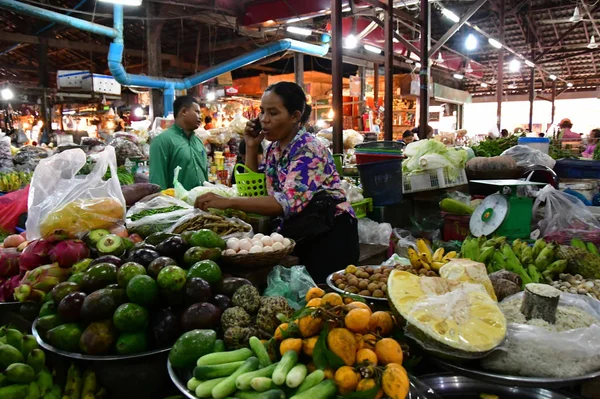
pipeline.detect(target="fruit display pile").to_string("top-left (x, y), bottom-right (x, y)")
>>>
top-left (0, 171), bottom-right (33, 192)
top-left (170, 288), bottom-right (411, 399)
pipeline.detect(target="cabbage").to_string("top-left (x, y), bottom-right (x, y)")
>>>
top-left (403, 139), bottom-right (468, 179)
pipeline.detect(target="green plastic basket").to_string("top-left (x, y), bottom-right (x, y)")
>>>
top-left (351, 198), bottom-right (373, 219)
top-left (234, 163), bottom-right (267, 197)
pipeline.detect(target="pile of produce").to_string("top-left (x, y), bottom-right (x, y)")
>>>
top-left (223, 234), bottom-right (293, 256)
top-left (402, 140), bottom-right (467, 179)
top-left (407, 239), bottom-right (457, 272)
top-left (0, 328), bottom-right (62, 399)
top-left (470, 135), bottom-right (518, 157)
top-left (550, 273), bottom-right (600, 299)
top-left (171, 289), bottom-right (411, 399)
top-left (0, 171), bottom-right (32, 192)
top-left (173, 213), bottom-right (251, 236)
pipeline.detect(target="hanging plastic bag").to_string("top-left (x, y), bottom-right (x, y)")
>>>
top-left (126, 195), bottom-right (193, 238)
top-left (501, 144), bottom-right (556, 169)
top-left (393, 229), bottom-right (417, 258)
top-left (533, 185), bottom-right (600, 244)
top-left (26, 147), bottom-right (126, 240)
top-left (358, 218), bottom-right (392, 246)
top-left (264, 265), bottom-right (316, 310)
top-left (0, 185), bottom-right (29, 233)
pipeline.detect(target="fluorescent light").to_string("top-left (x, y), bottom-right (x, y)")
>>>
top-left (453, 73), bottom-right (464, 80)
top-left (567, 82), bottom-right (574, 87)
top-left (98, 0), bottom-right (142, 5)
top-left (344, 34), bottom-right (358, 49)
top-left (364, 44), bottom-right (382, 53)
top-left (342, 7), bottom-right (351, 12)
top-left (206, 91), bottom-right (215, 101)
top-left (480, 82), bottom-right (488, 88)
top-left (549, 74), bottom-right (557, 80)
top-left (441, 8), bottom-right (460, 23)
top-left (524, 60), bottom-right (535, 68)
top-left (509, 59), bottom-right (521, 72)
top-left (465, 34), bottom-right (477, 51)
top-left (1, 88), bottom-right (13, 100)
top-left (133, 107), bottom-right (144, 117)
top-left (415, 62), bottom-right (422, 68)
top-left (286, 26), bottom-right (312, 36)
top-left (488, 38), bottom-right (502, 49)
top-left (287, 16), bottom-right (311, 23)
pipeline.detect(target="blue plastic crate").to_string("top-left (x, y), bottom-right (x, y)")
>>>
top-left (554, 159), bottom-right (600, 179)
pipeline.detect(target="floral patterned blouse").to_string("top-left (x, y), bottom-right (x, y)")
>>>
top-left (262, 129), bottom-right (355, 219)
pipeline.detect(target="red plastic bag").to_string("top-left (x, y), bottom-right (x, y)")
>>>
top-left (0, 185), bottom-right (29, 233)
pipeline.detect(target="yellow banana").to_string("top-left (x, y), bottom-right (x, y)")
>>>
top-left (431, 261), bottom-right (445, 271)
top-left (417, 239), bottom-right (433, 263)
top-left (432, 248), bottom-right (445, 262)
top-left (442, 251), bottom-right (457, 262)
top-left (421, 260), bottom-right (431, 270)
top-left (420, 252), bottom-right (432, 266)
top-left (407, 247), bottom-right (422, 268)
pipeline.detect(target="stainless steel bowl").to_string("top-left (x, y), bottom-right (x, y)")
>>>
top-left (168, 359), bottom-right (196, 399)
top-left (326, 265), bottom-right (394, 302)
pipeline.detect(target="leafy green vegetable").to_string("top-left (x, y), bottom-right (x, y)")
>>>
top-left (130, 206), bottom-right (184, 221)
top-left (470, 135), bottom-right (519, 157)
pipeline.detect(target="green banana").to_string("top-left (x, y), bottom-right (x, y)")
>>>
top-left (26, 349), bottom-right (45, 376)
top-left (43, 384), bottom-right (61, 399)
top-left (586, 242), bottom-right (599, 255)
top-left (519, 246), bottom-right (534, 266)
top-left (5, 329), bottom-right (23, 352)
top-left (527, 265), bottom-right (542, 283)
top-left (571, 238), bottom-right (587, 250)
top-left (502, 244), bottom-right (533, 285)
top-left (0, 384), bottom-right (29, 399)
top-left (4, 363), bottom-right (36, 384)
top-left (532, 239), bottom-right (547, 260)
top-left (20, 336), bottom-right (38, 359)
top-left (542, 260), bottom-right (568, 281)
top-left (461, 237), bottom-right (481, 260)
top-left (535, 245), bottom-right (555, 272)
top-left (36, 369), bottom-right (53, 396)
top-left (24, 381), bottom-right (40, 399)
top-left (477, 247), bottom-right (495, 264)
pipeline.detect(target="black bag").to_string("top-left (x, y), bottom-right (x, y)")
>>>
top-left (279, 191), bottom-right (342, 240)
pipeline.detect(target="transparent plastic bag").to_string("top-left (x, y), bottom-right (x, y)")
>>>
top-left (358, 218), bottom-right (392, 246)
top-left (174, 166), bottom-right (237, 205)
top-left (26, 147), bottom-right (126, 240)
top-left (126, 195), bottom-right (193, 238)
top-left (481, 292), bottom-right (600, 377)
top-left (533, 185), bottom-right (600, 244)
top-left (264, 265), bottom-right (316, 309)
top-left (393, 229), bottom-right (417, 258)
top-left (501, 144), bottom-right (556, 169)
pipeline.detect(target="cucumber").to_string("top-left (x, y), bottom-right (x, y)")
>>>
top-left (250, 377), bottom-right (276, 392)
top-left (194, 361), bottom-right (245, 380)
top-left (236, 389), bottom-right (286, 399)
top-left (290, 380), bottom-right (337, 399)
top-left (235, 363), bottom-right (278, 391)
top-left (272, 351), bottom-right (298, 386)
top-left (195, 378), bottom-right (227, 398)
top-left (285, 364), bottom-right (307, 388)
top-left (212, 357), bottom-right (259, 399)
top-left (187, 377), bottom-right (202, 392)
top-left (296, 370), bottom-right (324, 394)
top-left (198, 348), bottom-right (253, 366)
top-left (214, 340), bottom-right (226, 353)
top-left (249, 337), bottom-right (272, 367)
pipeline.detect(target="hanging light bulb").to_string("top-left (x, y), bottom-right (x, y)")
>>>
top-left (508, 82), bottom-right (517, 89)
top-left (588, 35), bottom-right (598, 49)
top-left (464, 61), bottom-right (473, 73)
top-left (509, 59), bottom-right (521, 72)
top-left (327, 108), bottom-right (335, 119)
top-left (344, 34), bottom-right (358, 49)
top-left (436, 53), bottom-right (444, 63)
top-left (465, 34), bottom-right (478, 51)
top-left (570, 6), bottom-right (582, 23)
top-left (393, 21), bottom-right (400, 43)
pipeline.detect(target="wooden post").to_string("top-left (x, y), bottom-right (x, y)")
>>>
top-left (373, 63), bottom-right (379, 109)
top-left (358, 66), bottom-right (366, 131)
top-left (37, 39), bottom-right (50, 144)
top-left (146, 2), bottom-right (165, 119)
top-left (294, 53), bottom-right (304, 88)
top-left (496, 0), bottom-right (505, 131)
top-left (418, 0), bottom-right (430, 139)
top-left (384, 0), bottom-right (394, 141)
top-left (332, 0), bottom-right (343, 154)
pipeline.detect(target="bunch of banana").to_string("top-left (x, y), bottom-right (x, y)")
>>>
top-left (62, 364), bottom-right (106, 399)
top-left (408, 239), bottom-right (456, 272)
top-left (0, 171), bottom-right (33, 192)
top-left (570, 238), bottom-right (599, 255)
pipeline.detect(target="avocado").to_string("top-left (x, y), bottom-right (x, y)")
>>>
top-left (113, 303), bottom-right (148, 332)
top-left (180, 303), bottom-right (221, 332)
top-left (80, 263), bottom-right (118, 293)
top-left (80, 288), bottom-right (126, 323)
top-left (122, 237), bottom-right (135, 251)
top-left (84, 229), bottom-right (111, 248)
top-left (46, 323), bottom-right (83, 352)
top-left (116, 262), bottom-right (146, 288)
top-left (50, 282), bottom-right (80, 303)
top-left (180, 231), bottom-right (195, 246)
top-left (115, 331), bottom-right (148, 355)
top-left (183, 247), bottom-right (221, 267)
top-left (67, 273), bottom-right (85, 285)
top-left (215, 277), bottom-right (252, 297)
top-left (169, 329), bottom-right (217, 368)
top-left (186, 260), bottom-right (222, 285)
top-left (57, 292), bottom-right (87, 322)
top-left (97, 234), bottom-right (126, 257)
top-left (156, 266), bottom-right (187, 295)
top-left (38, 301), bottom-right (57, 318)
top-left (71, 258), bottom-right (93, 274)
top-left (149, 307), bottom-right (180, 348)
top-left (155, 236), bottom-right (188, 260)
top-left (210, 294), bottom-right (231, 312)
top-left (79, 320), bottom-right (117, 355)
top-left (184, 277), bottom-right (212, 305)
top-left (127, 248), bottom-right (160, 267)
top-left (148, 257), bottom-right (177, 279)
top-left (89, 255), bottom-right (123, 269)
top-left (145, 232), bottom-right (176, 246)
top-left (36, 315), bottom-right (62, 333)
top-left (187, 229), bottom-right (226, 250)
top-left (126, 275), bottom-right (158, 307)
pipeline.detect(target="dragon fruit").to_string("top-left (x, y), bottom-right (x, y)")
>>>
top-left (19, 239), bottom-right (54, 271)
top-left (0, 248), bottom-right (20, 278)
top-left (49, 239), bottom-right (90, 268)
top-left (15, 263), bottom-right (70, 302)
top-left (0, 274), bottom-right (23, 302)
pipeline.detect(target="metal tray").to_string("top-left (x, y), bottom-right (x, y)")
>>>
top-left (168, 359), bottom-right (196, 399)
top-left (32, 319), bottom-right (170, 361)
top-left (326, 265), bottom-right (394, 302)
top-left (434, 358), bottom-right (600, 389)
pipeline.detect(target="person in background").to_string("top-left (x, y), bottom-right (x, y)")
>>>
top-left (500, 129), bottom-right (509, 138)
top-left (539, 133), bottom-right (546, 138)
top-left (582, 129), bottom-right (600, 158)
top-left (149, 96), bottom-right (208, 190)
top-left (397, 130), bottom-right (414, 145)
top-left (204, 116), bottom-right (215, 130)
top-left (230, 140), bottom-right (264, 185)
top-left (195, 81), bottom-right (359, 282)
top-left (416, 125), bottom-right (434, 140)
top-left (559, 118), bottom-right (582, 140)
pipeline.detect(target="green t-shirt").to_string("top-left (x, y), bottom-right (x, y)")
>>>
top-left (149, 124), bottom-right (208, 190)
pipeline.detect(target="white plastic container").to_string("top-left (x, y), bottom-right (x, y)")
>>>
top-left (559, 179), bottom-right (599, 201)
top-left (518, 137), bottom-right (550, 154)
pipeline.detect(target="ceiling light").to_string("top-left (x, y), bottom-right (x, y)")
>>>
top-left (441, 8), bottom-right (460, 23)
top-left (206, 91), bottom-right (215, 101)
top-left (1, 88), bottom-right (13, 100)
top-left (453, 73), bottom-right (464, 80)
top-left (415, 62), bottom-right (422, 68)
top-left (436, 53), bottom-right (444, 63)
top-left (286, 26), bottom-right (312, 36)
top-left (287, 16), bottom-right (311, 23)
top-left (342, 7), bottom-right (351, 12)
top-left (570, 6), bottom-right (582, 23)
top-left (480, 82), bottom-right (488, 88)
top-left (509, 59), bottom-right (521, 72)
top-left (364, 44), bottom-right (382, 53)
top-left (549, 74), bottom-right (557, 80)
top-left (567, 82), bottom-right (574, 87)
top-left (327, 108), bottom-right (334, 119)
top-left (508, 82), bottom-right (517, 89)
top-left (588, 36), bottom-right (599, 49)
top-left (464, 61), bottom-right (473, 73)
top-left (393, 28), bottom-right (400, 43)
top-left (488, 38), bottom-right (502, 49)
top-left (465, 34), bottom-right (477, 51)
top-left (524, 60), bottom-right (535, 68)
top-left (264, 20), bottom-right (276, 26)
top-left (133, 107), bottom-right (144, 117)
top-left (344, 34), bottom-right (358, 49)
top-left (98, 0), bottom-right (142, 5)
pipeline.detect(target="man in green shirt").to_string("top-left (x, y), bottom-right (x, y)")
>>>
top-left (150, 96), bottom-right (208, 190)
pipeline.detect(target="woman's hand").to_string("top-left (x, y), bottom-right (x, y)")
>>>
top-left (244, 118), bottom-right (265, 149)
top-left (195, 193), bottom-right (231, 211)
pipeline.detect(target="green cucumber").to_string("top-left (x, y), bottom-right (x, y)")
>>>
top-left (214, 339), bottom-right (226, 353)
top-left (194, 361), bottom-right (245, 380)
top-left (197, 348), bottom-right (253, 366)
top-left (296, 370), bottom-right (325, 394)
top-left (195, 377), bottom-right (227, 398)
top-left (249, 336), bottom-right (272, 367)
top-left (250, 377), bottom-right (276, 392)
top-left (235, 363), bottom-right (278, 391)
top-left (187, 377), bottom-right (202, 392)
top-left (272, 351), bottom-right (298, 386)
top-left (290, 380), bottom-right (337, 399)
top-left (285, 364), bottom-right (307, 388)
top-left (212, 357), bottom-right (259, 399)
top-left (235, 389), bottom-right (286, 399)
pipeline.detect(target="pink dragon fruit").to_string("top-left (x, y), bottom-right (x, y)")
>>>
top-left (15, 263), bottom-right (69, 302)
top-left (19, 239), bottom-right (54, 271)
top-left (0, 248), bottom-right (20, 278)
top-left (49, 239), bottom-right (90, 268)
top-left (0, 274), bottom-right (23, 302)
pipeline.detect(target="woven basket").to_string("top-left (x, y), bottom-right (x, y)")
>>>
top-left (221, 240), bottom-right (296, 269)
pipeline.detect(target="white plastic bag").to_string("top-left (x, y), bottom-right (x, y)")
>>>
top-left (501, 144), bottom-right (556, 169)
top-left (126, 195), bottom-right (193, 238)
top-left (358, 218), bottom-right (392, 246)
top-left (393, 229), bottom-right (418, 258)
top-left (26, 147), bottom-right (126, 240)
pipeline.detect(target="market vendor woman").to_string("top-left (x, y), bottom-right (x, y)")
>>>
top-left (195, 82), bottom-right (359, 282)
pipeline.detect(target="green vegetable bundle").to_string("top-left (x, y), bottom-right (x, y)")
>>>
top-left (470, 135), bottom-right (519, 157)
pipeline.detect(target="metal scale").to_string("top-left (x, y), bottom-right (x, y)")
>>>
top-left (469, 180), bottom-right (546, 240)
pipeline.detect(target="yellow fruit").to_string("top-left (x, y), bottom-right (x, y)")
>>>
top-left (345, 308), bottom-right (371, 334)
top-left (407, 248), bottom-right (421, 268)
top-left (432, 248), bottom-right (445, 262)
top-left (375, 338), bottom-right (403, 365)
top-left (334, 366), bottom-right (360, 394)
top-left (358, 333), bottom-right (377, 350)
top-left (274, 323), bottom-right (289, 341)
top-left (443, 251), bottom-right (457, 261)
top-left (431, 262), bottom-right (445, 271)
top-left (306, 287), bottom-right (325, 302)
top-left (345, 265), bottom-right (358, 274)
top-left (321, 293), bottom-right (343, 307)
top-left (324, 368), bottom-right (335, 380)
top-left (439, 259), bottom-right (497, 301)
top-left (419, 253), bottom-right (432, 266)
top-left (306, 298), bottom-right (322, 307)
top-left (416, 239), bottom-right (432, 262)
top-left (357, 378), bottom-right (383, 399)
top-left (382, 366), bottom-right (409, 399)
top-left (356, 348), bottom-right (378, 365)
top-left (279, 338), bottom-right (302, 356)
top-left (298, 314), bottom-right (324, 338)
top-left (302, 336), bottom-right (318, 357)
top-left (346, 301), bottom-right (372, 312)
top-left (327, 328), bottom-right (357, 366)
top-left (368, 311), bottom-right (394, 336)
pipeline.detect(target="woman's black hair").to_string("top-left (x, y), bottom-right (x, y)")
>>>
top-left (265, 81), bottom-right (311, 125)
top-left (591, 128), bottom-right (600, 138)
top-left (204, 115), bottom-right (213, 124)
